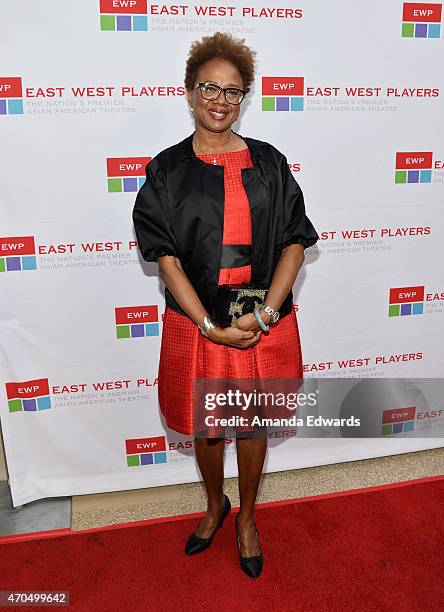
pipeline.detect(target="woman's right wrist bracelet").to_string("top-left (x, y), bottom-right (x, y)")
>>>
top-left (197, 314), bottom-right (217, 337)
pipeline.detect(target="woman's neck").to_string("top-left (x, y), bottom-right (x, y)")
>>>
top-left (192, 129), bottom-right (234, 154)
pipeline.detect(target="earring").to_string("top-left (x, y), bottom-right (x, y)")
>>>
top-left (189, 106), bottom-right (194, 113)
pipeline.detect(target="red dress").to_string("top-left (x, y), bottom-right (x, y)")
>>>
top-left (158, 147), bottom-right (304, 435)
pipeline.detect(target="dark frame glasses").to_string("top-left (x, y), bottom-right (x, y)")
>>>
top-left (195, 81), bottom-right (249, 105)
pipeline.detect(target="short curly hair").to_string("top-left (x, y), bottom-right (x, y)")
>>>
top-left (184, 32), bottom-right (256, 92)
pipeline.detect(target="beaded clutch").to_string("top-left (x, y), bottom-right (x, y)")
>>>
top-left (213, 283), bottom-right (292, 328)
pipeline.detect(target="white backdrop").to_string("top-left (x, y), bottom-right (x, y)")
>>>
top-left (1, 0), bottom-right (443, 507)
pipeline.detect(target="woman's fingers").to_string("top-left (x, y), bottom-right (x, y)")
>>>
top-left (209, 325), bottom-right (263, 349)
top-left (234, 329), bottom-right (262, 349)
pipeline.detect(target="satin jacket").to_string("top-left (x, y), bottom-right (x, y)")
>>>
top-left (132, 131), bottom-right (319, 319)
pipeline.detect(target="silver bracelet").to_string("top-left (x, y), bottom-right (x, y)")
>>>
top-left (260, 302), bottom-right (280, 324)
top-left (197, 314), bottom-right (217, 337)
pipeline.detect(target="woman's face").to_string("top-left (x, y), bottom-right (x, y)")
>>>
top-left (187, 57), bottom-right (243, 134)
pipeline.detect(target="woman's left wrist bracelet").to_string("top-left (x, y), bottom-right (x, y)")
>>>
top-left (198, 314), bottom-right (217, 337)
top-left (254, 307), bottom-right (269, 332)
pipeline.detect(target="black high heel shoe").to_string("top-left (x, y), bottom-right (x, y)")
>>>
top-left (235, 513), bottom-right (264, 578)
top-left (185, 494), bottom-right (231, 555)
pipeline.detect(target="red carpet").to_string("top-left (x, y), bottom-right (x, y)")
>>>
top-left (1, 477), bottom-right (443, 612)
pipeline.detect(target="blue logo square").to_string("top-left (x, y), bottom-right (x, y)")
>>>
top-left (37, 395), bottom-right (51, 410)
top-left (133, 15), bottom-right (148, 30)
top-left (403, 420), bottom-right (415, 432)
top-left (428, 23), bottom-right (440, 38)
top-left (145, 322), bottom-right (159, 336)
top-left (154, 451), bottom-right (167, 464)
top-left (8, 99), bottom-right (24, 114)
top-left (290, 97), bottom-right (304, 111)
top-left (22, 255), bottom-right (37, 270)
top-left (412, 302), bottom-right (423, 314)
top-left (420, 170), bottom-right (432, 183)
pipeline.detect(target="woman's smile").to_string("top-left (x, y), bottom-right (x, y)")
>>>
top-left (207, 107), bottom-right (230, 121)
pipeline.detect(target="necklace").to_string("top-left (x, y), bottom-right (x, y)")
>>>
top-left (193, 131), bottom-right (234, 164)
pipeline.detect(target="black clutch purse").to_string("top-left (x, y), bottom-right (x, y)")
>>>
top-left (212, 283), bottom-right (292, 328)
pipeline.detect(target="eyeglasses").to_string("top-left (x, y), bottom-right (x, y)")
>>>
top-left (195, 81), bottom-right (248, 105)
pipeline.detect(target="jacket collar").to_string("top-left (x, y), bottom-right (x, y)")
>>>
top-left (176, 131), bottom-right (268, 167)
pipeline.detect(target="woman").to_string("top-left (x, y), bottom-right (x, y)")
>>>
top-left (133, 32), bottom-right (319, 578)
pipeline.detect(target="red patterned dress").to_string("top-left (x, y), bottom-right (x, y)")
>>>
top-left (157, 147), bottom-right (303, 435)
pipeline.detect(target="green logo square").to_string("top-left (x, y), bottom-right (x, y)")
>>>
top-left (262, 97), bottom-right (275, 111)
top-left (402, 23), bottom-right (414, 37)
top-left (389, 304), bottom-right (400, 317)
top-left (108, 178), bottom-right (122, 193)
top-left (127, 454), bottom-right (140, 467)
top-left (116, 325), bottom-right (131, 339)
top-left (395, 170), bottom-right (407, 184)
top-left (101, 15), bottom-right (116, 31)
top-left (9, 399), bottom-right (22, 413)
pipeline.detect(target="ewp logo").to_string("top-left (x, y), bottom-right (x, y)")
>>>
top-left (395, 151), bottom-right (433, 183)
top-left (115, 305), bottom-right (159, 338)
top-left (0, 77), bottom-right (24, 115)
top-left (402, 3), bottom-right (442, 37)
top-left (126, 435), bottom-right (167, 466)
top-left (6, 378), bottom-right (52, 413)
top-left (107, 157), bottom-right (149, 192)
top-left (381, 407), bottom-right (416, 434)
top-left (389, 285), bottom-right (424, 316)
top-left (262, 77), bottom-right (304, 112)
top-left (99, 0), bottom-right (148, 31)
top-left (0, 236), bottom-right (37, 272)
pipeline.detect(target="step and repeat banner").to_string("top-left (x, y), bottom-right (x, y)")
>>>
top-left (1, 1), bottom-right (443, 506)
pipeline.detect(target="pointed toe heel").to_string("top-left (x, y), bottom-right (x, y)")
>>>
top-left (185, 494), bottom-right (231, 555)
top-left (235, 514), bottom-right (264, 578)
top-left (240, 552), bottom-right (263, 579)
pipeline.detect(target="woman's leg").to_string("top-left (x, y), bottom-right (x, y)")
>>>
top-left (192, 436), bottom-right (226, 538)
top-left (235, 431), bottom-right (267, 556)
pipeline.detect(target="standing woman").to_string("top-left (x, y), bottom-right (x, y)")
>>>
top-left (133, 32), bottom-right (318, 578)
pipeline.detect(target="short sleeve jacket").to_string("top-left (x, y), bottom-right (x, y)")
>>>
top-left (132, 131), bottom-right (319, 318)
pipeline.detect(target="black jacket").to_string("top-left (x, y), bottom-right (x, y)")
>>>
top-left (132, 131), bottom-right (319, 319)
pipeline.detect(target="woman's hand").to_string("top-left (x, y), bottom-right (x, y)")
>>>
top-left (231, 311), bottom-right (271, 333)
top-left (206, 309), bottom-right (273, 349)
top-left (207, 324), bottom-right (262, 349)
